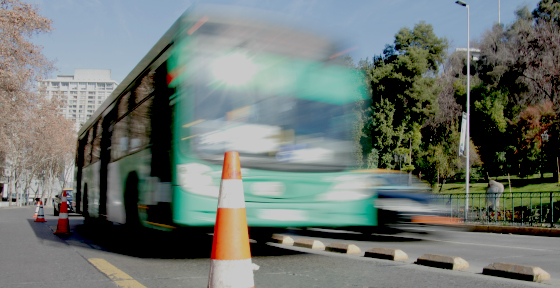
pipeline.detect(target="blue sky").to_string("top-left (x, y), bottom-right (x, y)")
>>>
top-left (30, 0), bottom-right (540, 83)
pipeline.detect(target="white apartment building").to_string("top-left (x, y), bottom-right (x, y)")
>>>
top-left (40, 69), bottom-right (119, 128)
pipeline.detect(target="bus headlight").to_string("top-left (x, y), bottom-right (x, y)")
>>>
top-left (177, 163), bottom-right (219, 198)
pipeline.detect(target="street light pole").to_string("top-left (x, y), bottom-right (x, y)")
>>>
top-left (456, 0), bottom-right (470, 221)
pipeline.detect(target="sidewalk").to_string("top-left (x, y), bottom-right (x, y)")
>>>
top-left (467, 224), bottom-right (560, 237)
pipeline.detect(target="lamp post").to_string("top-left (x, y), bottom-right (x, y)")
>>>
top-left (541, 130), bottom-right (549, 178)
top-left (456, 0), bottom-right (470, 221)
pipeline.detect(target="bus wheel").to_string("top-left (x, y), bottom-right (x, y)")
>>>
top-left (124, 173), bottom-right (140, 229)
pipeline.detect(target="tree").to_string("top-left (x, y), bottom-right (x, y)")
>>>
top-left (362, 22), bottom-right (448, 170)
top-left (0, 1), bottom-right (76, 206)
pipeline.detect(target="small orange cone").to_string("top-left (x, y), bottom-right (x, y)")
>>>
top-left (33, 201), bottom-right (40, 218)
top-left (34, 201), bottom-right (47, 223)
top-left (207, 151), bottom-right (255, 288)
top-left (54, 191), bottom-right (71, 235)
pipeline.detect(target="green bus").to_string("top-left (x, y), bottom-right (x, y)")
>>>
top-left (74, 6), bottom-right (377, 233)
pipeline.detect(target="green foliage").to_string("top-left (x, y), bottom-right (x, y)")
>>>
top-left (362, 22), bottom-right (448, 170)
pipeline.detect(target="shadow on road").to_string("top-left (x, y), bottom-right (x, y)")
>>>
top-left (24, 215), bottom-right (306, 260)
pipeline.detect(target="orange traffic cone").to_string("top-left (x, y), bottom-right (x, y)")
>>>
top-left (33, 201), bottom-right (40, 218)
top-left (54, 191), bottom-right (71, 235)
top-left (208, 151), bottom-right (255, 288)
top-left (35, 201), bottom-right (47, 223)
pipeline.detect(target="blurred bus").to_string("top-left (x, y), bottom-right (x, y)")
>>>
top-left (74, 6), bottom-right (381, 233)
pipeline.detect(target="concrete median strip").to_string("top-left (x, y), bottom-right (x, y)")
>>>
top-left (325, 243), bottom-right (361, 254)
top-left (482, 262), bottom-right (550, 283)
top-left (293, 238), bottom-right (325, 250)
top-left (364, 248), bottom-right (408, 261)
top-left (271, 234), bottom-right (294, 245)
top-left (415, 254), bottom-right (469, 271)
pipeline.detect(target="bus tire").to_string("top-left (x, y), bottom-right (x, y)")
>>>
top-left (124, 173), bottom-right (140, 229)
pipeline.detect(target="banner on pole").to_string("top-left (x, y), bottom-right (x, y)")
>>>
top-left (459, 112), bottom-right (467, 157)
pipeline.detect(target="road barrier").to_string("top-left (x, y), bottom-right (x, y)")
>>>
top-left (33, 201), bottom-right (39, 218)
top-left (34, 201), bottom-right (47, 223)
top-left (207, 151), bottom-right (255, 288)
top-left (53, 191), bottom-right (71, 236)
top-left (432, 192), bottom-right (560, 226)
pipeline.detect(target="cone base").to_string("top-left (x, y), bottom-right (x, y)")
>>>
top-left (53, 231), bottom-right (72, 236)
top-left (35, 218), bottom-right (47, 223)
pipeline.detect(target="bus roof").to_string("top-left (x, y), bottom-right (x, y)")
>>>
top-left (77, 5), bottom-right (361, 139)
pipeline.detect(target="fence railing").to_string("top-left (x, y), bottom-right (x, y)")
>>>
top-left (431, 192), bottom-right (560, 227)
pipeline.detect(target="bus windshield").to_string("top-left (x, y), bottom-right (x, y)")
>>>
top-left (181, 23), bottom-right (364, 171)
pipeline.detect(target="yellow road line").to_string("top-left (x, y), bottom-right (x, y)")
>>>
top-left (88, 258), bottom-right (147, 288)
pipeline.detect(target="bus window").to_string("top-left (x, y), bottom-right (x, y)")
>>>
top-left (91, 119), bottom-right (102, 163)
top-left (130, 97), bottom-right (152, 152)
top-left (84, 128), bottom-right (94, 166)
top-left (111, 92), bottom-right (131, 161)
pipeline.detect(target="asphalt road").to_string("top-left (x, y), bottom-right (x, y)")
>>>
top-left (0, 206), bottom-right (556, 288)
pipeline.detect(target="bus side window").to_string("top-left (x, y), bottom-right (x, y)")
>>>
top-left (84, 128), bottom-right (94, 166)
top-left (91, 119), bottom-right (102, 163)
top-left (130, 71), bottom-right (154, 152)
top-left (111, 92), bottom-right (131, 161)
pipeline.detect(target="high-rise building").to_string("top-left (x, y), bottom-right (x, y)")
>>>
top-left (40, 69), bottom-right (119, 128)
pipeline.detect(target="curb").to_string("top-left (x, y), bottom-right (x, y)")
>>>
top-left (467, 225), bottom-right (560, 237)
top-left (271, 234), bottom-right (294, 245)
top-left (483, 262), bottom-right (551, 283)
top-left (293, 239), bottom-right (325, 250)
top-left (364, 248), bottom-right (408, 261)
top-left (415, 254), bottom-right (469, 271)
top-left (325, 243), bottom-right (361, 254)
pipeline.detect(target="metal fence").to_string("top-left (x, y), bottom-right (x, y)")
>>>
top-left (432, 192), bottom-right (560, 227)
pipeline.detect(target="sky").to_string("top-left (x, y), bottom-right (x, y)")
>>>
top-left (29, 0), bottom-right (541, 84)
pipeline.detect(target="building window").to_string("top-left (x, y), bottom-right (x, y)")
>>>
top-left (87, 105), bottom-right (94, 109)
top-left (106, 83), bottom-right (114, 90)
top-left (87, 114), bottom-right (92, 118)
top-left (98, 92), bottom-right (105, 96)
top-left (88, 96), bottom-right (94, 99)
top-left (79, 82), bottom-right (87, 90)
top-left (88, 100), bottom-right (95, 104)
top-left (98, 101), bottom-right (103, 104)
top-left (70, 91), bottom-right (77, 95)
top-left (62, 91), bottom-right (68, 95)
top-left (87, 110), bottom-right (93, 113)
top-left (88, 91), bottom-right (95, 95)
top-left (70, 83), bottom-right (78, 90)
top-left (73, 96), bottom-right (78, 99)
top-left (79, 100), bottom-right (85, 104)
top-left (61, 82), bottom-right (69, 90)
top-left (88, 83), bottom-right (96, 90)
top-left (72, 114), bottom-right (76, 118)
top-left (51, 82), bottom-right (60, 89)
top-left (97, 83), bottom-right (105, 90)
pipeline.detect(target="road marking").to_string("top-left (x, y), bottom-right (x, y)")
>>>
top-left (88, 258), bottom-right (147, 288)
